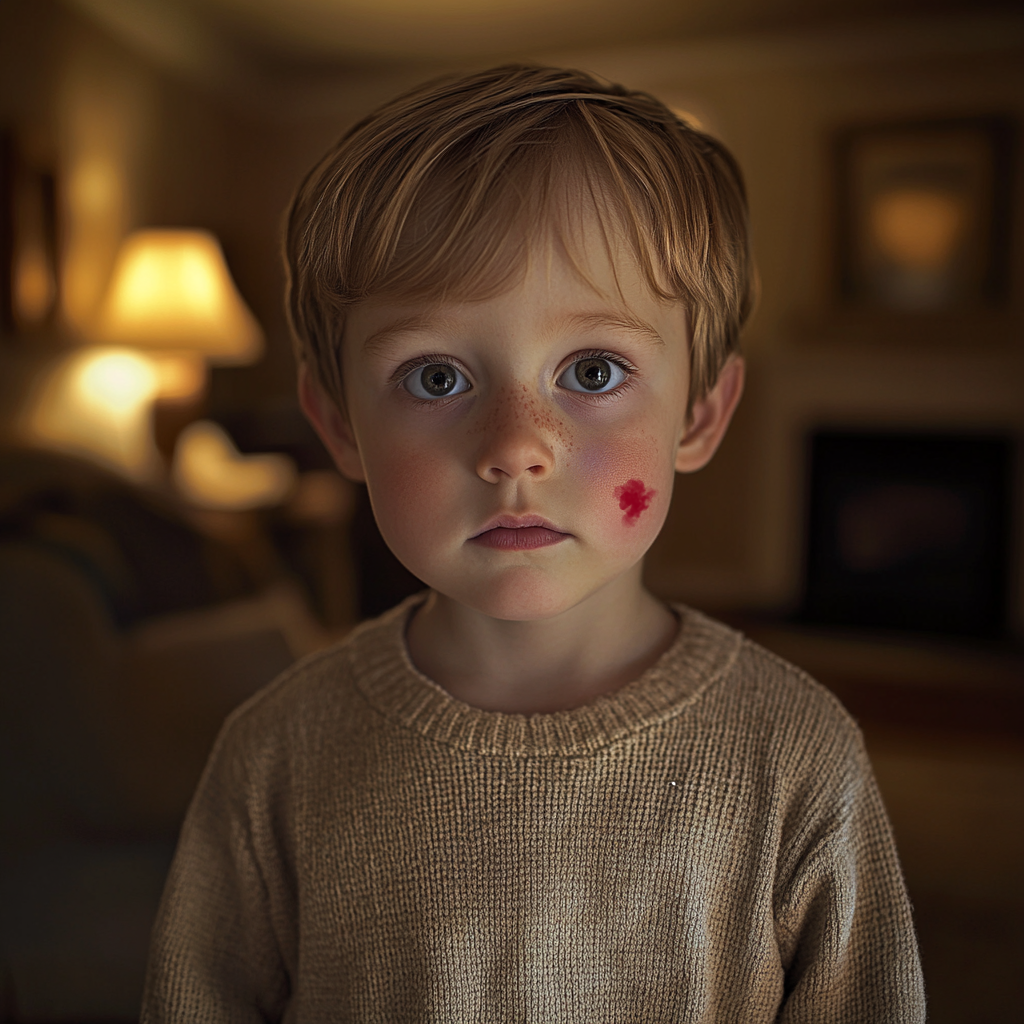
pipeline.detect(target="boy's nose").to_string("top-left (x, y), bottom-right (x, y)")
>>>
top-left (474, 399), bottom-right (556, 484)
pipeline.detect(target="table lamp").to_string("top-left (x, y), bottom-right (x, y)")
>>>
top-left (22, 229), bottom-right (292, 504)
top-left (93, 229), bottom-right (263, 365)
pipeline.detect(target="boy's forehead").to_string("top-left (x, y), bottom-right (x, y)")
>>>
top-left (350, 220), bottom-right (685, 354)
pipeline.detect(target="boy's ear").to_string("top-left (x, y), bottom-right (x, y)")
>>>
top-left (298, 365), bottom-right (366, 482)
top-left (675, 355), bottom-right (745, 474)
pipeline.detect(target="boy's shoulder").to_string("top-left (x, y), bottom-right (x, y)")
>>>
top-left (724, 618), bottom-right (856, 721)
top-left (621, 601), bottom-right (856, 727)
top-left (219, 595), bottom-right (416, 738)
top-left (678, 603), bottom-right (866, 755)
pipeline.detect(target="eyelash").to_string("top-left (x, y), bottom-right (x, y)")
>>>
top-left (388, 349), bottom-right (639, 403)
top-left (388, 353), bottom-right (462, 385)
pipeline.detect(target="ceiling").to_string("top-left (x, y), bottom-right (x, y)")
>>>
top-left (61, 0), bottom-right (1024, 121)
top-left (70, 0), bottom-right (1020, 68)
top-left (156, 0), bottom-right (1024, 62)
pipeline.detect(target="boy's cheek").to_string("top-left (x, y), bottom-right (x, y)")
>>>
top-left (574, 431), bottom-right (672, 539)
top-left (362, 440), bottom-right (460, 535)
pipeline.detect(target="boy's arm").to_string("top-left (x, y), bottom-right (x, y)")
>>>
top-left (140, 718), bottom-right (292, 1024)
top-left (773, 741), bottom-right (926, 1024)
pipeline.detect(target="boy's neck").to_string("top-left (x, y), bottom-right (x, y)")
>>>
top-left (405, 567), bottom-right (678, 715)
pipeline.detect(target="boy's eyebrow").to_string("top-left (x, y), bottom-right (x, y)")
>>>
top-left (362, 312), bottom-right (460, 356)
top-left (560, 312), bottom-right (666, 347)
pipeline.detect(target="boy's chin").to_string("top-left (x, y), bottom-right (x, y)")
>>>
top-left (433, 569), bottom-right (613, 623)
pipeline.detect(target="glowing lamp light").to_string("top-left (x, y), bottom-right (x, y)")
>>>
top-left (78, 349), bottom-right (157, 411)
top-left (14, 239), bottom-right (57, 327)
top-left (93, 229), bottom-right (264, 364)
top-left (24, 348), bottom-right (163, 480)
top-left (172, 420), bottom-right (297, 511)
top-left (20, 229), bottom-right (265, 483)
top-left (869, 187), bottom-right (967, 271)
top-left (20, 347), bottom-right (213, 479)
top-left (150, 352), bottom-right (208, 401)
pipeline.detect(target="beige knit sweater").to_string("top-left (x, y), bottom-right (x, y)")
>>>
top-left (141, 596), bottom-right (925, 1023)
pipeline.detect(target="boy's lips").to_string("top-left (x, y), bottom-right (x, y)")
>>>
top-left (469, 514), bottom-right (571, 551)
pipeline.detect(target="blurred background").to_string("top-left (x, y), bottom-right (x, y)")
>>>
top-left (1, 0), bottom-right (1022, 1021)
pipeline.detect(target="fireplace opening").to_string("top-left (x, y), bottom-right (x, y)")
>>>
top-left (801, 430), bottom-right (1015, 638)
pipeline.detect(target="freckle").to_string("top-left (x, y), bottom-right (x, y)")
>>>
top-left (614, 478), bottom-right (656, 526)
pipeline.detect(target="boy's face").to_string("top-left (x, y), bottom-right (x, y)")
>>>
top-left (305, 217), bottom-right (740, 622)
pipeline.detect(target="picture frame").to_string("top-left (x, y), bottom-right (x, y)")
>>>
top-left (835, 116), bottom-right (1015, 311)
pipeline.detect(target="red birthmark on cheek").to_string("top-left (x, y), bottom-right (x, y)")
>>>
top-left (614, 479), bottom-right (656, 526)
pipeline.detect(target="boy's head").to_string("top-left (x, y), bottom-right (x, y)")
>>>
top-left (288, 65), bottom-right (753, 621)
top-left (286, 64), bottom-right (754, 416)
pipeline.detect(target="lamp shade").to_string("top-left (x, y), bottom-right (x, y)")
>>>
top-left (93, 229), bottom-right (264, 364)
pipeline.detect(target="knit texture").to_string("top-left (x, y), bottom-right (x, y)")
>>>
top-left (141, 596), bottom-right (925, 1023)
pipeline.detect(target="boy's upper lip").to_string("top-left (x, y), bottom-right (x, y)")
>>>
top-left (471, 513), bottom-right (567, 537)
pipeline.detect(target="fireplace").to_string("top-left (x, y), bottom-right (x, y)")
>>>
top-left (801, 430), bottom-right (1014, 637)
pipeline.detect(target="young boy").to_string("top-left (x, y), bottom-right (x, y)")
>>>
top-left (141, 65), bottom-right (925, 1022)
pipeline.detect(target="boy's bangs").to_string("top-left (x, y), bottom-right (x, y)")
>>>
top-left (362, 126), bottom-right (669, 310)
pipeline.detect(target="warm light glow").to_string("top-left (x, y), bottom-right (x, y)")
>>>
top-left (22, 348), bottom-right (162, 480)
top-left (172, 420), bottom-right (297, 510)
top-left (68, 155), bottom-right (121, 217)
top-left (93, 229), bottom-right (264, 363)
top-left (671, 107), bottom-right (705, 131)
top-left (151, 352), bottom-right (208, 401)
top-left (287, 470), bottom-right (354, 523)
top-left (870, 187), bottom-right (967, 271)
top-left (77, 348), bottom-right (158, 413)
top-left (14, 241), bottom-right (56, 325)
top-left (61, 150), bottom-right (127, 333)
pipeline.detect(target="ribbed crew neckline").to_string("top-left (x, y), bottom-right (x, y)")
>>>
top-left (346, 594), bottom-right (743, 757)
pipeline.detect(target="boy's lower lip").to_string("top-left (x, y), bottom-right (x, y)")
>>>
top-left (470, 527), bottom-right (570, 550)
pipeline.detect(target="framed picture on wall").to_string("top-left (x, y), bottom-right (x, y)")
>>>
top-left (835, 116), bottom-right (1015, 311)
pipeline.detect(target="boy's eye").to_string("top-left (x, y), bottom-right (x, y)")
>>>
top-left (558, 356), bottom-right (627, 394)
top-left (403, 362), bottom-right (471, 400)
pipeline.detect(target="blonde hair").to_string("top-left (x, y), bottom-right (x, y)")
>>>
top-left (286, 64), bottom-right (755, 410)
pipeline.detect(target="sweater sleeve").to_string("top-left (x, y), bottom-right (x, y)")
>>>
top-left (773, 738), bottom-right (926, 1024)
top-left (139, 715), bottom-right (292, 1024)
